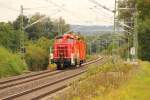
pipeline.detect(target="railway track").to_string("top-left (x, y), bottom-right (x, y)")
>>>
top-left (0, 57), bottom-right (105, 100)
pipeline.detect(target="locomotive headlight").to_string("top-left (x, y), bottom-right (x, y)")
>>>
top-left (50, 53), bottom-right (53, 59)
top-left (71, 53), bottom-right (75, 65)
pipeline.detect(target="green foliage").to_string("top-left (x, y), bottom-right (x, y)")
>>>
top-left (94, 61), bottom-right (150, 100)
top-left (118, 44), bottom-right (128, 59)
top-left (137, 0), bottom-right (150, 20)
top-left (0, 12), bottom-right (70, 73)
top-left (25, 13), bottom-right (53, 39)
top-left (36, 37), bottom-right (54, 51)
top-left (137, 0), bottom-right (150, 61)
top-left (12, 13), bottom-right (70, 40)
top-left (15, 13), bottom-right (70, 40)
top-left (86, 55), bottom-right (93, 61)
top-left (118, 0), bottom-right (135, 20)
top-left (52, 17), bottom-right (70, 35)
top-left (25, 37), bottom-right (53, 71)
top-left (85, 33), bottom-right (125, 55)
top-left (48, 63), bottom-right (57, 71)
top-left (0, 47), bottom-right (27, 78)
top-left (13, 15), bottom-right (29, 30)
top-left (138, 18), bottom-right (150, 61)
top-left (87, 57), bottom-right (132, 77)
top-left (25, 43), bottom-right (47, 71)
top-left (0, 22), bottom-right (22, 52)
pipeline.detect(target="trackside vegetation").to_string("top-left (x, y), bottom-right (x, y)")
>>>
top-left (100, 61), bottom-right (150, 100)
top-left (55, 58), bottom-right (150, 100)
top-left (0, 47), bottom-right (27, 78)
top-left (25, 37), bottom-right (53, 71)
top-left (0, 13), bottom-right (70, 77)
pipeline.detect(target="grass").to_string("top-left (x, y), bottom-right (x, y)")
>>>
top-left (101, 61), bottom-right (150, 100)
top-left (55, 58), bottom-right (150, 100)
top-left (86, 54), bottom-right (98, 61)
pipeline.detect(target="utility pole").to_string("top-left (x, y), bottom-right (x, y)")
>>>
top-left (57, 21), bottom-right (60, 35)
top-left (118, 0), bottom-right (137, 62)
top-left (60, 17), bottom-right (63, 35)
top-left (112, 0), bottom-right (117, 62)
top-left (114, 0), bottom-right (117, 32)
top-left (20, 5), bottom-right (25, 61)
top-left (133, 4), bottom-right (138, 61)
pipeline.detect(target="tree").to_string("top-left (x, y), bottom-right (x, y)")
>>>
top-left (13, 15), bottom-right (29, 30)
top-left (52, 17), bottom-right (70, 35)
top-left (137, 0), bottom-right (150, 61)
top-left (0, 22), bottom-right (21, 52)
top-left (36, 36), bottom-right (54, 52)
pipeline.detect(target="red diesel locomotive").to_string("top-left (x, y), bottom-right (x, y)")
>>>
top-left (51, 33), bottom-right (86, 69)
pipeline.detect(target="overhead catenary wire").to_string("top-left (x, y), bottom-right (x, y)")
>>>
top-left (0, 0), bottom-right (114, 26)
top-left (24, 9), bottom-right (61, 30)
top-left (44, 0), bottom-right (113, 26)
top-left (89, 8), bottom-right (113, 24)
top-left (44, 0), bottom-right (91, 23)
top-left (88, 0), bottom-right (115, 13)
top-left (45, 0), bottom-right (114, 34)
top-left (93, 6), bottom-right (114, 17)
top-left (44, 0), bottom-right (90, 27)
top-left (89, 7), bottom-right (113, 20)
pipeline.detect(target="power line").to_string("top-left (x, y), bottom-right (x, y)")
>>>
top-left (89, 7), bottom-right (113, 19)
top-left (20, 5), bottom-right (25, 61)
top-left (24, 10), bottom-right (61, 30)
top-left (93, 6), bottom-right (113, 17)
top-left (88, 0), bottom-right (115, 13)
top-left (44, 0), bottom-right (88, 22)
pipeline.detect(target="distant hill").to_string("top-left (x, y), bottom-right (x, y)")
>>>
top-left (70, 25), bottom-right (122, 35)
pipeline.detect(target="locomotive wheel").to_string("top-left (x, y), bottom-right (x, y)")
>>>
top-left (79, 60), bottom-right (83, 66)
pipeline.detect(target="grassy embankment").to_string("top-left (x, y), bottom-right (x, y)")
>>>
top-left (55, 58), bottom-right (150, 100)
top-left (0, 47), bottom-right (27, 78)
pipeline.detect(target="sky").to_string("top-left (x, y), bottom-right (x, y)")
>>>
top-left (0, 0), bottom-right (115, 26)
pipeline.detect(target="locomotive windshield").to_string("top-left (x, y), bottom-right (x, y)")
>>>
top-left (67, 38), bottom-right (74, 43)
top-left (55, 36), bottom-right (63, 43)
top-left (55, 36), bottom-right (63, 39)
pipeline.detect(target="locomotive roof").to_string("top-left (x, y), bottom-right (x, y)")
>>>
top-left (55, 33), bottom-right (84, 41)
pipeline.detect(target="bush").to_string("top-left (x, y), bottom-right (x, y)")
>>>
top-left (25, 37), bottom-right (54, 71)
top-left (0, 47), bottom-right (27, 78)
top-left (25, 43), bottom-right (48, 71)
top-left (36, 37), bottom-right (54, 51)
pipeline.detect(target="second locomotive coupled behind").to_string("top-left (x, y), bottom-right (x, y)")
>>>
top-left (50, 32), bottom-right (86, 69)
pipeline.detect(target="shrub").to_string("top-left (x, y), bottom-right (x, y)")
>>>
top-left (0, 47), bottom-right (27, 78)
top-left (25, 44), bottom-right (48, 71)
top-left (25, 37), bottom-right (54, 71)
